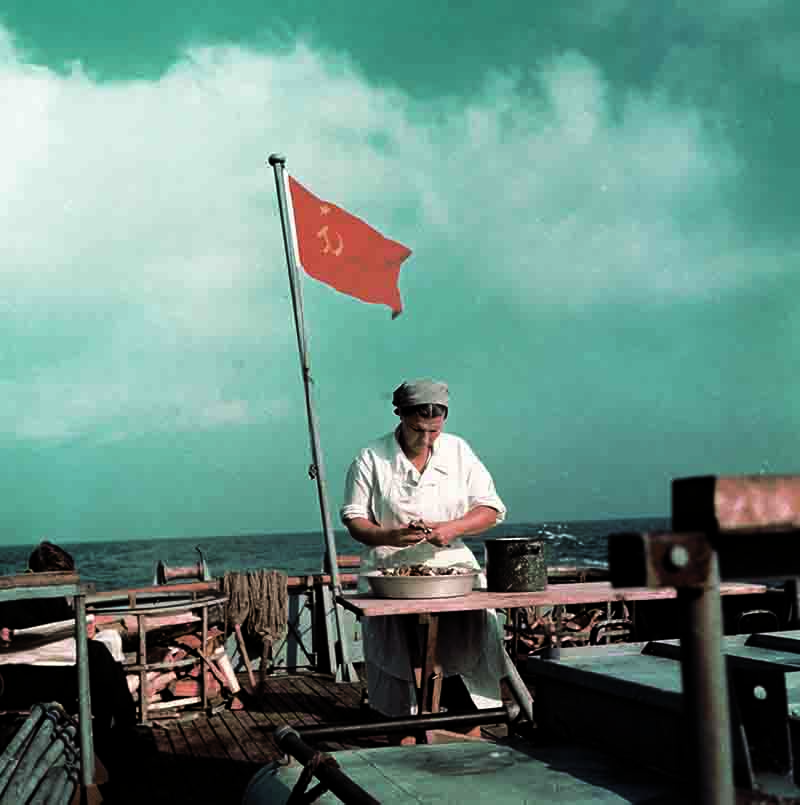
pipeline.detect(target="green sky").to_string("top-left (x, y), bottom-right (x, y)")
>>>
top-left (1, 1), bottom-right (798, 544)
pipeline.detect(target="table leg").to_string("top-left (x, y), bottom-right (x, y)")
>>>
top-left (418, 613), bottom-right (442, 713)
top-left (543, 607), bottom-right (561, 659)
top-left (511, 608), bottom-right (519, 661)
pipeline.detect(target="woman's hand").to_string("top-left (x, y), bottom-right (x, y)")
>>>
top-left (387, 525), bottom-right (429, 548)
top-left (345, 513), bottom-right (488, 549)
top-left (413, 508), bottom-right (499, 547)
top-left (0, 627), bottom-right (11, 646)
top-left (414, 520), bottom-right (459, 548)
top-left (344, 517), bottom-right (426, 548)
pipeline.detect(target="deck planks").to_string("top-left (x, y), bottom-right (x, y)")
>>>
top-left (219, 710), bottom-right (270, 763)
top-left (165, 722), bottom-right (192, 755)
top-left (266, 675), bottom-right (316, 727)
top-left (206, 714), bottom-right (249, 762)
top-left (294, 675), bottom-right (354, 728)
top-left (194, 715), bottom-right (229, 758)
top-left (135, 667), bottom-right (402, 777)
top-left (178, 719), bottom-right (214, 758)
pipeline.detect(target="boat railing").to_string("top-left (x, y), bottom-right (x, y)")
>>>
top-left (0, 572), bottom-right (97, 799)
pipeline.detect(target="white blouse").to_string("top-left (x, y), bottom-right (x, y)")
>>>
top-left (340, 429), bottom-right (506, 573)
top-left (339, 429), bottom-right (511, 716)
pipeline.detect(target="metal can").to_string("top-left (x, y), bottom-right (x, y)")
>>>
top-left (485, 537), bottom-right (547, 592)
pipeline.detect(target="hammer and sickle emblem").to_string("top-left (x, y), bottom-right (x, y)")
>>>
top-left (316, 225), bottom-right (344, 257)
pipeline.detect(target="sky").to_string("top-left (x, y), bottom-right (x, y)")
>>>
top-left (1, 1), bottom-right (798, 545)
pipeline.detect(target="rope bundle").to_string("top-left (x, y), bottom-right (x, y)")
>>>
top-left (224, 570), bottom-right (251, 628)
top-left (223, 569), bottom-right (289, 674)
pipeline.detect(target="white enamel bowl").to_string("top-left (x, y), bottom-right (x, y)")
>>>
top-left (364, 571), bottom-right (478, 599)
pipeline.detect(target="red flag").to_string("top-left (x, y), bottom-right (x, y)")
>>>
top-left (288, 176), bottom-right (412, 317)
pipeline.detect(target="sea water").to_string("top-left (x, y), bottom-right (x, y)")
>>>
top-left (0, 517), bottom-right (669, 591)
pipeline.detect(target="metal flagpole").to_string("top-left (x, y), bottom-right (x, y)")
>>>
top-left (268, 153), bottom-right (358, 683)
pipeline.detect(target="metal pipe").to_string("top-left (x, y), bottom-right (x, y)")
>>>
top-left (11, 725), bottom-right (69, 804)
top-left (52, 762), bottom-right (79, 805)
top-left (677, 553), bottom-right (734, 805)
top-left (275, 726), bottom-right (380, 805)
top-left (0, 714), bottom-right (55, 804)
top-left (268, 153), bottom-right (356, 683)
top-left (294, 706), bottom-right (511, 741)
top-left (0, 703), bottom-right (44, 788)
top-left (34, 719), bottom-right (80, 805)
top-left (201, 604), bottom-right (208, 711)
top-left (0, 706), bottom-right (76, 805)
top-left (29, 756), bottom-right (68, 805)
top-left (138, 612), bottom-right (148, 724)
top-left (74, 591), bottom-right (95, 788)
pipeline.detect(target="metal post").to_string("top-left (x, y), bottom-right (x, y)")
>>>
top-left (268, 153), bottom-right (357, 682)
top-left (201, 605), bottom-right (209, 711)
top-left (138, 613), bottom-right (147, 724)
top-left (73, 591), bottom-right (95, 789)
top-left (677, 553), bottom-right (735, 805)
top-left (294, 706), bottom-right (511, 741)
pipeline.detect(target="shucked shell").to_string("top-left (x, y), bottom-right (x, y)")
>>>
top-left (379, 564), bottom-right (472, 577)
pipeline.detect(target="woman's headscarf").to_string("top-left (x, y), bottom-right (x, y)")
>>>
top-left (392, 379), bottom-right (449, 409)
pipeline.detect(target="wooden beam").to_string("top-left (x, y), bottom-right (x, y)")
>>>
top-left (673, 475), bottom-right (800, 532)
top-left (0, 572), bottom-right (81, 589)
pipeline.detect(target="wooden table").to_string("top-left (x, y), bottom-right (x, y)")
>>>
top-left (338, 581), bottom-right (768, 713)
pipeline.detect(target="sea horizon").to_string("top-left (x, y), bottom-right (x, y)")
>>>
top-left (0, 516), bottom-right (670, 591)
top-left (0, 513), bottom-right (670, 548)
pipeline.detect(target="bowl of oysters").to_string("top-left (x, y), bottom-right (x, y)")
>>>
top-left (364, 564), bottom-right (478, 599)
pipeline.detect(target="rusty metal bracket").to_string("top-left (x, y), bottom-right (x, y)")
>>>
top-left (609, 527), bottom-right (735, 803)
top-left (608, 531), bottom-right (713, 589)
top-left (605, 474), bottom-right (800, 804)
top-left (673, 475), bottom-right (800, 533)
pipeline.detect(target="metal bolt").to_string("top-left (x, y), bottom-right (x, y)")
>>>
top-left (668, 544), bottom-right (691, 570)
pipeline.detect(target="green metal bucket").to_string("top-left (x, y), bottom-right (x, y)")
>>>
top-left (485, 538), bottom-right (547, 593)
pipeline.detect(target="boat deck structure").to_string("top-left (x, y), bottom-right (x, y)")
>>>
top-left (8, 474), bottom-right (800, 803)
top-left (114, 665), bottom-right (478, 804)
top-left (122, 659), bottom-right (800, 805)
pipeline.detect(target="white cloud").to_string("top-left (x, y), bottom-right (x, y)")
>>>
top-left (0, 30), bottom-right (768, 441)
top-left (409, 53), bottom-right (752, 308)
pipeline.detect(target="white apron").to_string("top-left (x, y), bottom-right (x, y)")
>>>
top-left (360, 540), bottom-right (509, 717)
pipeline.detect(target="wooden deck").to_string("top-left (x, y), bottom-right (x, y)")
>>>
top-left (7, 661), bottom-right (796, 804)
top-left (112, 667), bottom-right (423, 804)
top-left (118, 669), bottom-right (800, 805)
top-left (148, 669), bottom-right (387, 759)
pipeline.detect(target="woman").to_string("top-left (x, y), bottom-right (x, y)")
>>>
top-left (341, 378), bottom-right (510, 717)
